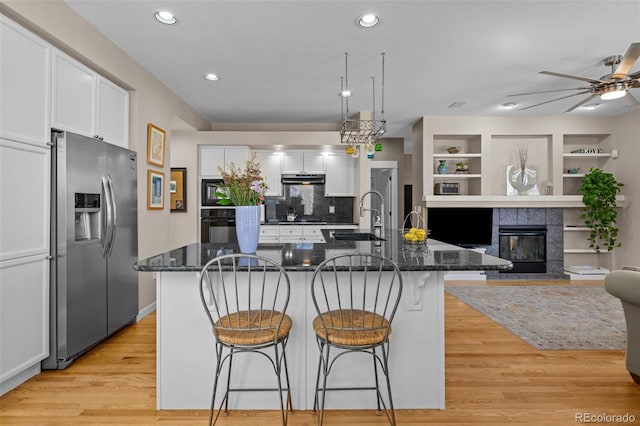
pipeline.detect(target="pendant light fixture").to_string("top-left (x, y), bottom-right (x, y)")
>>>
top-left (339, 52), bottom-right (387, 159)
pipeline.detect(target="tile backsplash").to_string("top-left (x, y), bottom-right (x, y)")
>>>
top-left (264, 184), bottom-right (354, 223)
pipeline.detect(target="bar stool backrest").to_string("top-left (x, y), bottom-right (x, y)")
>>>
top-left (311, 253), bottom-right (403, 344)
top-left (199, 253), bottom-right (291, 345)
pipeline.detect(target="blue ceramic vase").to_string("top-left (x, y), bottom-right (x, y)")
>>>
top-left (437, 160), bottom-right (448, 174)
top-left (235, 205), bottom-right (261, 253)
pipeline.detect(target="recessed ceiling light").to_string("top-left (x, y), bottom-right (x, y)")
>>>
top-left (582, 103), bottom-right (600, 110)
top-left (339, 89), bottom-right (352, 97)
top-left (204, 73), bottom-right (219, 81)
top-left (154, 10), bottom-right (177, 25)
top-left (500, 102), bottom-right (517, 109)
top-left (357, 14), bottom-right (380, 28)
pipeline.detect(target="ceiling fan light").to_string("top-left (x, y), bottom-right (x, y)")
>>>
top-left (600, 89), bottom-right (626, 100)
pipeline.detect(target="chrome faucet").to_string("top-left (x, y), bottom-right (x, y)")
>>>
top-left (359, 190), bottom-right (385, 238)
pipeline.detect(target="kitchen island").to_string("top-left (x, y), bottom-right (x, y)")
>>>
top-left (135, 229), bottom-right (512, 410)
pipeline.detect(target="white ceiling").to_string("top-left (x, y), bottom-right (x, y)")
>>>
top-left (66, 0), bottom-right (640, 141)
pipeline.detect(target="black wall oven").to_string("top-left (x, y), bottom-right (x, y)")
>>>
top-left (201, 207), bottom-right (235, 243)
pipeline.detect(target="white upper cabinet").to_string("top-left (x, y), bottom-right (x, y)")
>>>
top-left (199, 146), bottom-right (250, 177)
top-left (0, 16), bottom-right (51, 147)
top-left (324, 154), bottom-right (356, 197)
top-left (52, 49), bottom-right (129, 148)
top-left (282, 151), bottom-right (325, 173)
top-left (52, 49), bottom-right (96, 137)
top-left (254, 151), bottom-right (283, 196)
top-left (282, 152), bottom-right (303, 173)
top-left (303, 152), bottom-right (325, 173)
top-left (96, 77), bottom-right (129, 149)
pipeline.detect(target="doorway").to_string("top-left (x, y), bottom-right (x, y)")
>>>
top-left (370, 161), bottom-right (398, 234)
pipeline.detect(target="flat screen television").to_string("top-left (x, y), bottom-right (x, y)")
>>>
top-left (427, 208), bottom-right (493, 247)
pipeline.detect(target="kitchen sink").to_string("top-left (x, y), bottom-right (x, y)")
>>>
top-left (332, 232), bottom-right (385, 241)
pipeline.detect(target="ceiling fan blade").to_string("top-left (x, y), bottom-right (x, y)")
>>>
top-left (623, 91), bottom-right (640, 107)
top-left (565, 94), bottom-right (598, 112)
top-left (507, 87), bottom-right (590, 97)
top-left (628, 70), bottom-right (640, 80)
top-left (540, 70), bottom-right (606, 85)
top-left (519, 91), bottom-right (591, 111)
top-left (611, 42), bottom-right (640, 80)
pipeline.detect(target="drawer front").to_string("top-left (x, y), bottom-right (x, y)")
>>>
top-left (280, 227), bottom-right (303, 237)
top-left (303, 227), bottom-right (322, 236)
top-left (260, 227), bottom-right (279, 237)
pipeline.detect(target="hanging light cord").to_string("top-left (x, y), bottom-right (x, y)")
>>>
top-left (381, 52), bottom-right (385, 118)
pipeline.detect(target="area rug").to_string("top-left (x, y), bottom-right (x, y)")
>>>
top-left (445, 285), bottom-right (626, 350)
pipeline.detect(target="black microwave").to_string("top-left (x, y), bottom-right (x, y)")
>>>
top-left (201, 179), bottom-right (226, 206)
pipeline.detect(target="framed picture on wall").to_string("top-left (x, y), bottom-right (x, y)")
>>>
top-left (170, 167), bottom-right (187, 212)
top-left (147, 169), bottom-right (165, 210)
top-left (147, 123), bottom-right (166, 167)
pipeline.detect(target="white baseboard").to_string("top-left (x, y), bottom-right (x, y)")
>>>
top-left (567, 273), bottom-right (606, 281)
top-left (0, 363), bottom-right (40, 396)
top-left (137, 302), bottom-right (156, 321)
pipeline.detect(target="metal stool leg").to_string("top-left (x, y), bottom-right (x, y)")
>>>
top-left (222, 347), bottom-right (234, 416)
top-left (381, 345), bottom-right (396, 426)
top-left (311, 339), bottom-right (324, 415)
top-left (210, 344), bottom-right (224, 426)
top-left (372, 347), bottom-right (383, 415)
top-left (281, 341), bottom-right (294, 413)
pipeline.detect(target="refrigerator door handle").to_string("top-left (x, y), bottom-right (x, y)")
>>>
top-left (102, 175), bottom-right (114, 257)
top-left (106, 175), bottom-right (117, 257)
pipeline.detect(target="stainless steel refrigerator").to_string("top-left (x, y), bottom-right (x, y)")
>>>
top-left (43, 130), bottom-right (138, 369)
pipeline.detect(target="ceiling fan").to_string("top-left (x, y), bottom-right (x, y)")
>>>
top-left (508, 42), bottom-right (640, 112)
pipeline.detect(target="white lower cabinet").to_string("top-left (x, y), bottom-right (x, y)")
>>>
top-left (0, 254), bottom-right (50, 394)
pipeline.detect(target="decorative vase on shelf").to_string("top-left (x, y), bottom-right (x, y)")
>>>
top-left (235, 205), bottom-right (261, 253)
top-left (507, 165), bottom-right (539, 195)
top-left (437, 160), bottom-right (448, 174)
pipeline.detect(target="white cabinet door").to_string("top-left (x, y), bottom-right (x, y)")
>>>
top-left (0, 16), bottom-right (51, 146)
top-left (200, 147), bottom-right (250, 177)
top-left (282, 152), bottom-right (304, 173)
top-left (325, 154), bottom-right (356, 196)
top-left (52, 49), bottom-right (96, 137)
top-left (96, 76), bottom-right (129, 148)
top-left (254, 151), bottom-right (283, 196)
top-left (0, 254), bottom-right (50, 385)
top-left (302, 152), bottom-right (325, 173)
top-left (282, 151), bottom-right (324, 173)
top-left (224, 148), bottom-right (250, 170)
top-left (200, 147), bottom-right (225, 177)
top-left (0, 139), bottom-right (50, 261)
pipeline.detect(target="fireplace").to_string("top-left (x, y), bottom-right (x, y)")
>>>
top-left (498, 225), bottom-right (547, 273)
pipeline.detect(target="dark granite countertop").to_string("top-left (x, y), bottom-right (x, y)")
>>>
top-left (135, 229), bottom-right (513, 272)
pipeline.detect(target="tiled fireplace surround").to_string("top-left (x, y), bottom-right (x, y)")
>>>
top-left (484, 208), bottom-right (565, 280)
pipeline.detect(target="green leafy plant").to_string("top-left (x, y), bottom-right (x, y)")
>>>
top-left (215, 153), bottom-right (267, 206)
top-left (577, 167), bottom-right (623, 253)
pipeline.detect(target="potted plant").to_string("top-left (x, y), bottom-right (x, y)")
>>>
top-left (578, 167), bottom-right (624, 253)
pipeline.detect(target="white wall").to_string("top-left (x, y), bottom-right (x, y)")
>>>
top-left (612, 109), bottom-right (640, 269)
top-left (1, 1), bottom-right (212, 312)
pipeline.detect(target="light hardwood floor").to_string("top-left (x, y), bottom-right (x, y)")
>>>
top-left (1, 280), bottom-right (639, 425)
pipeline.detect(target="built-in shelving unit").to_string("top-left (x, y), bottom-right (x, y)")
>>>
top-left (419, 117), bottom-right (623, 277)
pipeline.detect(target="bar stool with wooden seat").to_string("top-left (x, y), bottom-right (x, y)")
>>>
top-left (199, 253), bottom-right (293, 425)
top-left (310, 253), bottom-right (403, 425)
